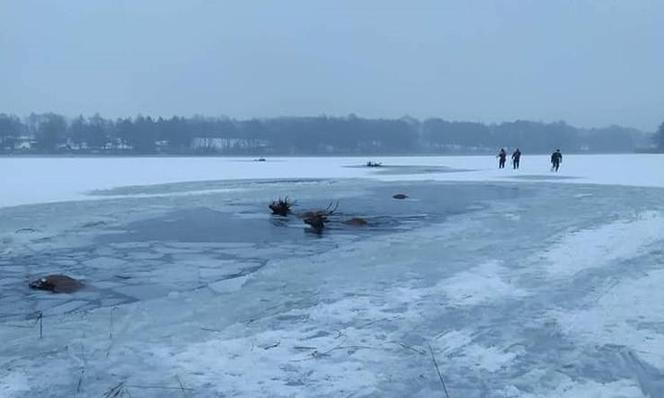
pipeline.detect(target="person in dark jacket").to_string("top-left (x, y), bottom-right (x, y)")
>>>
top-left (551, 149), bottom-right (562, 172)
top-left (497, 148), bottom-right (507, 169)
top-left (512, 148), bottom-right (522, 169)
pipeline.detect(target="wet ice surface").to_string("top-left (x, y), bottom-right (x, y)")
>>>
top-left (507, 175), bottom-right (581, 181)
top-left (344, 164), bottom-right (473, 175)
top-left (1, 174), bottom-right (664, 397)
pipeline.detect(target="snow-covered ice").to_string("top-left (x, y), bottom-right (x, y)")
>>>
top-left (1, 154), bottom-right (663, 397)
top-left (1, 154), bottom-right (663, 208)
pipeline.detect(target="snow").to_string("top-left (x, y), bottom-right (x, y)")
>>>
top-left (431, 261), bottom-right (528, 306)
top-left (541, 211), bottom-right (664, 277)
top-left (1, 154), bottom-right (664, 397)
top-left (1, 154), bottom-right (663, 208)
top-left (555, 268), bottom-right (664, 370)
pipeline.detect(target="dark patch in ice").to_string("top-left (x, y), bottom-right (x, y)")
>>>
top-left (509, 175), bottom-right (581, 181)
top-left (303, 330), bottom-right (332, 340)
top-left (97, 183), bottom-right (522, 245)
top-left (345, 164), bottom-right (473, 175)
top-left (232, 158), bottom-right (287, 163)
top-left (101, 207), bottom-right (308, 244)
top-left (15, 227), bottom-right (39, 233)
top-left (81, 220), bottom-right (107, 228)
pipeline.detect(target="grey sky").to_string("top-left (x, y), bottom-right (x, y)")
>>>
top-left (1, 1), bottom-right (663, 130)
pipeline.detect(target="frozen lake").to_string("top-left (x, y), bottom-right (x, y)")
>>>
top-left (2, 154), bottom-right (663, 208)
top-left (1, 155), bottom-right (664, 397)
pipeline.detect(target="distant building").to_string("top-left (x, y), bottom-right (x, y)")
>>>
top-left (106, 139), bottom-right (133, 151)
top-left (14, 136), bottom-right (36, 150)
top-left (191, 137), bottom-right (269, 152)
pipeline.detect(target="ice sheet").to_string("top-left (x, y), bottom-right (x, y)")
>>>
top-left (2, 154), bottom-right (663, 208)
top-left (1, 160), bottom-right (664, 397)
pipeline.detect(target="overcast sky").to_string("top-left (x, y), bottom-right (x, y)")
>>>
top-left (1, 1), bottom-right (662, 130)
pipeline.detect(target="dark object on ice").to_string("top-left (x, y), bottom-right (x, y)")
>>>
top-left (512, 148), bottom-right (521, 169)
top-left (15, 227), bottom-right (38, 233)
top-left (82, 220), bottom-right (107, 228)
top-left (392, 193), bottom-right (408, 200)
top-left (366, 161), bottom-right (382, 167)
top-left (29, 275), bottom-right (84, 293)
top-left (302, 202), bottom-right (339, 233)
top-left (551, 149), bottom-right (563, 172)
top-left (344, 217), bottom-right (369, 226)
top-left (269, 197), bottom-right (295, 216)
top-left (255, 157), bottom-right (267, 162)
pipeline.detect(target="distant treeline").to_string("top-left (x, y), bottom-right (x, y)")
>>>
top-left (656, 122), bottom-right (664, 151)
top-left (0, 113), bottom-right (655, 155)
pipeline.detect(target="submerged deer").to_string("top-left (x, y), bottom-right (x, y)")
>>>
top-left (269, 197), bottom-right (296, 216)
top-left (29, 275), bottom-right (84, 293)
top-left (302, 201), bottom-right (339, 233)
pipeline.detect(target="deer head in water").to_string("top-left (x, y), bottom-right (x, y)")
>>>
top-left (302, 201), bottom-right (339, 233)
top-left (269, 196), bottom-right (295, 216)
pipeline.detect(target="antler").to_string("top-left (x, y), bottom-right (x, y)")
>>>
top-left (326, 201), bottom-right (339, 215)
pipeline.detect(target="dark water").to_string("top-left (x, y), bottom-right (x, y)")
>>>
top-left (509, 174), bottom-right (580, 181)
top-left (99, 182), bottom-right (532, 245)
top-left (345, 164), bottom-right (473, 175)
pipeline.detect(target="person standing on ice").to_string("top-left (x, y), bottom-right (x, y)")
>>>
top-left (512, 148), bottom-right (522, 169)
top-left (497, 148), bottom-right (507, 169)
top-left (551, 149), bottom-right (563, 172)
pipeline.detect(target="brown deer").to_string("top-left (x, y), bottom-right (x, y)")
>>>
top-left (269, 197), bottom-right (295, 216)
top-left (29, 275), bottom-right (84, 293)
top-left (302, 201), bottom-right (339, 233)
top-left (343, 217), bottom-right (369, 226)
